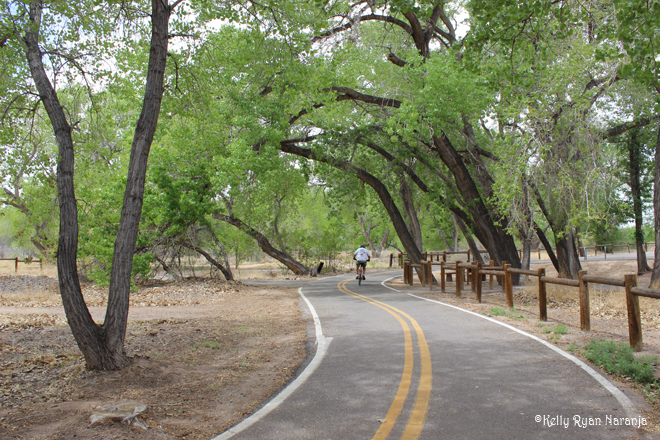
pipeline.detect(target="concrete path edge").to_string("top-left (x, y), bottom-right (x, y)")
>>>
top-left (210, 287), bottom-right (333, 440)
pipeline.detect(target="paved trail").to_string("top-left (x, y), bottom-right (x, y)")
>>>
top-left (215, 270), bottom-right (649, 440)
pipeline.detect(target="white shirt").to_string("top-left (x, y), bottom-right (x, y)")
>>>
top-left (354, 247), bottom-right (370, 262)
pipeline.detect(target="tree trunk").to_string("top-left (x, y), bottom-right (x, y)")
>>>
top-left (213, 213), bottom-right (309, 275)
top-left (399, 178), bottom-right (424, 252)
top-left (628, 131), bottom-right (652, 274)
top-left (155, 254), bottom-right (182, 281)
top-left (431, 134), bottom-right (521, 271)
top-left (650, 122), bottom-right (660, 288)
top-left (531, 182), bottom-right (581, 279)
top-left (279, 142), bottom-right (424, 264)
top-left (24, 0), bottom-right (112, 370)
top-left (455, 216), bottom-right (485, 264)
top-left (179, 242), bottom-right (234, 281)
top-left (23, 0), bottom-right (173, 370)
top-left (534, 223), bottom-right (560, 271)
top-left (102, 0), bottom-right (171, 368)
top-left (554, 229), bottom-right (582, 279)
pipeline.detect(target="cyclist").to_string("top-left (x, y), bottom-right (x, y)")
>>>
top-left (353, 244), bottom-right (371, 280)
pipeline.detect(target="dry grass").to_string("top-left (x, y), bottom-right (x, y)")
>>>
top-left (0, 259), bottom-right (56, 277)
top-left (517, 259), bottom-right (660, 329)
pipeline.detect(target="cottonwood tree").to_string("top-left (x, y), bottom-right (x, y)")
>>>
top-left (1, 0), bottom-right (190, 370)
top-left (257, 2), bottom-right (524, 273)
top-left (467, 0), bottom-right (647, 278)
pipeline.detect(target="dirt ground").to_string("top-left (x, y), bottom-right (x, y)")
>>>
top-left (1, 257), bottom-right (660, 439)
top-left (0, 276), bottom-right (306, 440)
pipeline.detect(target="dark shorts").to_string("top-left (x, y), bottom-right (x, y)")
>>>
top-left (356, 261), bottom-right (367, 269)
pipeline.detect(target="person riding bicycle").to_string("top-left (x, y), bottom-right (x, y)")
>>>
top-left (353, 244), bottom-right (371, 280)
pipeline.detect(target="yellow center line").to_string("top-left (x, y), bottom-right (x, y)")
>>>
top-left (338, 272), bottom-right (432, 440)
top-left (338, 278), bottom-right (413, 439)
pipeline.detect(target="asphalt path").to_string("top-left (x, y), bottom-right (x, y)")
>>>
top-left (214, 270), bottom-right (651, 440)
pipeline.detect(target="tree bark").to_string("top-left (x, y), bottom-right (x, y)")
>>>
top-left (179, 242), bottom-right (234, 281)
top-left (455, 215), bottom-right (485, 264)
top-left (212, 213), bottom-right (309, 275)
top-left (23, 0), bottom-right (173, 370)
top-left (650, 122), bottom-right (660, 288)
top-left (24, 0), bottom-right (111, 369)
top-left (399, 178), bottom-right (424, 252)
top-left (628, 130), bottom-right (652, 274)
top-left (534, 222), bottom-right (560, 271)
top-left (431, 134), bottom-right (521, 271)
top-left (102, 0), bottom-right (172, 368)
top-left (554, 228), bottom-right (582, 279)
top-left (531, 182), bottom-right (581, 279)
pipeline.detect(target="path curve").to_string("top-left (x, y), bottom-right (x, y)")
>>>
top-left (214, 270), bottom-right (652, 439)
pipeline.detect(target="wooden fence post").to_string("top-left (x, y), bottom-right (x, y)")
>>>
top-left (440, 261), bottom-right (446, 292)
top-left (389, 253), bottom-right (393, 268)
top-left (578, 270), bottom-right (590, 331)
top-left (15, 257), bottom-right (18, 272)
top-left (489, 260), bottom-right (494, 289)
top-left (538, 268), bottom-right (547, 321)
top-left (403, 260), bottom-right (409, 284)
top-left (467, 249), bottom-right (471, 262)
top-left (408, 262), bottom-right (414, 286)
top-left (504, 264), bottom-right (513, 308)
top-left (476, 262), bottom-right (482, 303)
top-left (625, 274), bottom-right (642, 352)
top-left (456, 261), bottom-right (462, 298)
top-left (428, 260), bottom-right (433, 291)
top-left (421, 261), bottom-right (428, 287)
top-left (465, 264), bottom-right (471, 287)
top-left (500, 261), bottom-right (507, 292)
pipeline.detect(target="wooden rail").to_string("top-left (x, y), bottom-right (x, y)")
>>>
top-left (0, 257), bottom-right (43, 272)
top-left (399, 258), bottom-right (660, 352)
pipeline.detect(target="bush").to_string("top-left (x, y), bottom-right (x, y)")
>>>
top-left (584, 339), bottom-right (658, 384)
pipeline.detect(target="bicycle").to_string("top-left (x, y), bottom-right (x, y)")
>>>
top-left (357, 264), bottom-right (365, 286)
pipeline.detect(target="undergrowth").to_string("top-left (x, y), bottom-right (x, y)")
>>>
top-left (584, 339), bottom-right (658, 385)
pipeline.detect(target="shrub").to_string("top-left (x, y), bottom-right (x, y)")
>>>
top-left (584, 339), bottom-right (658, 384)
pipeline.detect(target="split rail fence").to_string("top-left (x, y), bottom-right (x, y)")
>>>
top-left (0, 257), bottom-right (43, 272)
top-left (394, 253), bottom-right (659, 353)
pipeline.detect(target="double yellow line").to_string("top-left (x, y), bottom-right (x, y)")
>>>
top-left (337, 274), bottom-right (432, 440)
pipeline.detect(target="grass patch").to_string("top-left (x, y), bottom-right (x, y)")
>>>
top-left (542, 324), bottom-right (570, 335)
top-left (567, 343), bottom-right (578, 353)
top-left (506, 308), bottom-right (525, 320)
top-left (488, 307), bottom-right (525, 320)
top-left (489, 307), bottom-right (506, 316)
top-left (584, 339), bottom-right (658, 384)
top-left (193, 341), bottom-right (222, 351)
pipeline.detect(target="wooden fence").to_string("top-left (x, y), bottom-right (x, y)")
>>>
top-left (399, 258), bottom-right (659, 352)
top-left (0, 257), bottom-right (43, 272)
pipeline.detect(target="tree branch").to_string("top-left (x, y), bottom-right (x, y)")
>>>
top-left (311, 14), bottom-right (413, 43)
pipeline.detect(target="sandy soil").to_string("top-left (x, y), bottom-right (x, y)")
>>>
top-left (0, 277), bottom-right (306, 440)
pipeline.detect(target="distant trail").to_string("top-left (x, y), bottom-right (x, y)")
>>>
top-left (214, 270), bottom-right (648, 440)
